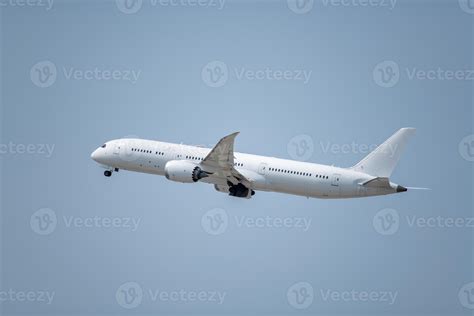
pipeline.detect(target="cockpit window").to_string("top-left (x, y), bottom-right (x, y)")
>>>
top-left (101, 144), bottom-right (106, 148)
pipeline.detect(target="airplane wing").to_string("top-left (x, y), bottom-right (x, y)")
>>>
top-left (200, 132), bottom-right (252, 187)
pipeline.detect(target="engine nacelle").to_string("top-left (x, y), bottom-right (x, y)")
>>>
top-left (226, 181), bottom-right (255, 199)
top-left (164, 160), bottom-right (210, 183)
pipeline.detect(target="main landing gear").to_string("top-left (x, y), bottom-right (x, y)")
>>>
top-left (104, 168), bottom-right (119, 177)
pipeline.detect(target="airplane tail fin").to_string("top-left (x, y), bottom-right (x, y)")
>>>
top-left (351, 128), bottom-right (416, 178)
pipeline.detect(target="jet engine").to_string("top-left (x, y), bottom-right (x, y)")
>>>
top-left (164, 160), bottom-right (211, 183)
top-left (226, 181), bottom-right (255, 199)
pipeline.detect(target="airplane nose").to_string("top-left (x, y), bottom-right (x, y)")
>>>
top-left (91, 149), bottom-right (99, 162)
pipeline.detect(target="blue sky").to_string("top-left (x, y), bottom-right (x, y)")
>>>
top-left (1, 0), bottom-right (473, 315)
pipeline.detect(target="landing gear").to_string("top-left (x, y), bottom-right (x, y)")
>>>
top-left (227, 181), bottom-right (255, 198)
top-left (104, 170), bottom-right (112, 177)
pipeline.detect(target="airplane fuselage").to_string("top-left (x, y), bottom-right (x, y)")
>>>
top-left (91, 138), bottom-right (404, 199)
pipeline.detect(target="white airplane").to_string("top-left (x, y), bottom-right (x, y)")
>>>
top-left (91, 128), bottom-right (420, 199)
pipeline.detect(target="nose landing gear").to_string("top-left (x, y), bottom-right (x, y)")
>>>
top-left (104, 168), bottom-right (118, 177)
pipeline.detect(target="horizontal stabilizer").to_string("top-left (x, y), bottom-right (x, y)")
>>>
top-left (361, 177), bottom-right (408, 192)
top-left (361, 177), bottom-right (391, 189)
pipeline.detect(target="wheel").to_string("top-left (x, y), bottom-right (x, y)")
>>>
top-left (104, 170), bottom-right (112, 177)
